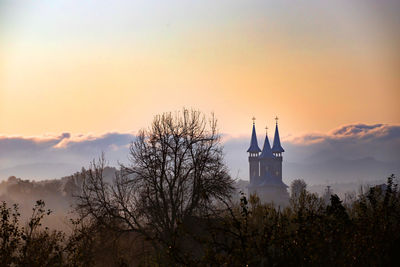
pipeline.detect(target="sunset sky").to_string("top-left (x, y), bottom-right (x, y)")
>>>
top-left (1, 0), bottom-right (399, 137)
top-left (1, 1), bottom-right (399, 182)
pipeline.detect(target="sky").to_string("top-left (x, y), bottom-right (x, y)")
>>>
top-left (0, 1), bottom-right (399, 182)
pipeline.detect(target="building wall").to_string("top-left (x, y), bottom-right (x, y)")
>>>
top-left (248, 156), bottom-right (259, 184)
top-left (259, 156), bottom-right (283, 182)
top-left (272, 156), bottom-right (282, 180)
top-left (249, 154), bottom-right (288, 206)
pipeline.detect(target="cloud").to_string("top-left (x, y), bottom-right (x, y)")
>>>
top-left (289, 124), bottom-right (400, 144)
top-left (0, 135), bottom-right (60, 158)
top-left (0, 124), bottom-right (399, 182)
top-left (0, 132), bottom-right (135, 171)
top-left (283, 124), bottom-right (400, 163)
top-left (53, 132), bottom-right (134, 151)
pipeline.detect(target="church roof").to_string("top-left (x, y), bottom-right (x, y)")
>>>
top-left (259, 178), bottom-right (288, 188)
top-left (272, 123), bottom-right (285, 153)
top-left (249, 172), bottom-right (288, 188)
top-left (247, 123), bottom-right (261, 153)
top-left (259, 132), bottom-right (274, 159)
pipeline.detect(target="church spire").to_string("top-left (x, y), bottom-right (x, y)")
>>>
top-left (247, 117), bottom-right (261, 154)
top-left (259, 126), bottom-right (274, 158)
top-left (272, 116), bottom-right (285, 155)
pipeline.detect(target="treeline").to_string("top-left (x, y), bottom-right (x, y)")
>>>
top-left (0, 175), bottom-right (399, 266)
top-left (204, 175), bottom-right (400, 266)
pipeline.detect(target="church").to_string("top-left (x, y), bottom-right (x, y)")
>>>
top-left (247, 117), bottom-right (289, 206)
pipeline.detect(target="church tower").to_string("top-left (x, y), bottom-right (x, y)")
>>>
top-left (247, 116), bottom-right (289, 206)
top-left (272, 116), bottom-right (285, 180)
top-left (259, 126), bottom-right (274, 179)
top-left (247, 117), bottom-right (261, 184)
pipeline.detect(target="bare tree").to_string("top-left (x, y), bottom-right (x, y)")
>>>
top-left (77, 109), bottom-right (234, 261)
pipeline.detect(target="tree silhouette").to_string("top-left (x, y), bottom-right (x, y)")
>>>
top-left (77, 109), bottom-right (234, 262)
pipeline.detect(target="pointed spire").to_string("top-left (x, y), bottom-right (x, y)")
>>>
top-left (259, 126), bottom-right (274, 158)
top-left (272, 116), bottom-right (285, 153)
top-left (247, 117), bottom-right (261, 153)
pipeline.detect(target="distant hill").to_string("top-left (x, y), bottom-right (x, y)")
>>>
top-left (1, 156), bottom-right (398, 187)
top-left (284, 156), bottom-right (399, 185)
top-left (0, 167), bottom-right (118, 230)
top-left (0, 163), bottom-right (82, 181)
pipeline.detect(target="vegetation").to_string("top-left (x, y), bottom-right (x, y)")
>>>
top-left (0, 110), bottom-right (399, 266)
top-left (0, 200), bottom-right (95, 267)
top-left (77, 109), bottom-right (234, 264)
top-left (202, 174), bottom-right (399, 266)
top-left (1, 175), bottom-right (399, 266)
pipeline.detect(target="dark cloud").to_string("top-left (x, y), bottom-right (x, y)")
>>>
top-left (285, 124), bottom-right (400, 164)
top-left (0, 132), bottom-right (135, 179)
top-left (290, 124), bottom-right (400, 143)
top-left (0, 136), bottom-right (59, 155)
top-left (61, 133), bottom-right (71, 139)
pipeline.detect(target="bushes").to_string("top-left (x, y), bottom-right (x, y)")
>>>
top-left (201, 175), bottom-right (400, 266)
top-left (0, 200), bottom-right (67, 266)
top-left (0, 200), bottom-right (94, 267)
top-left (1, 175), bottom-right (399, 266)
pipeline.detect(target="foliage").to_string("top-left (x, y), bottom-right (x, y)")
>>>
top-left (200, 174), bottom-right (400, 266)
top-left (0, 200), bottom-right (95, 267)
top-left (1, 175), bottom-right (399, 266)
top-left (0, 201), bottom-right (21, 265)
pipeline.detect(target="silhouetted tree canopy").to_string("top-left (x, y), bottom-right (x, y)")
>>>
top-left (77, 109), bottom-right (234, 262)
top-left (1, 175), bottom-right (399, 266)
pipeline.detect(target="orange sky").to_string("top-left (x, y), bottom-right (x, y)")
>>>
top-left (1, 1), bottom-right (399, 138)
